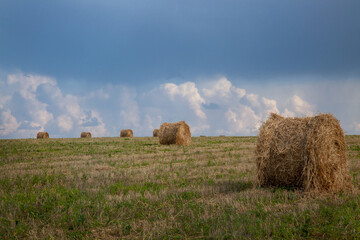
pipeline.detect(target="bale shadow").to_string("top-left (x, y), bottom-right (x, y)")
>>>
top-left (214, 180), bottom-right (254, 193)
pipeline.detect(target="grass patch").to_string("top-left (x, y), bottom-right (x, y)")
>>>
top-left (0, 136), bottom-right (359, 239)
top-left (109, 181), bottom-right (165, 195)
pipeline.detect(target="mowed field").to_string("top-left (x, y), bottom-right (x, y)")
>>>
top-left (0, 136), bottom-right (360, 239)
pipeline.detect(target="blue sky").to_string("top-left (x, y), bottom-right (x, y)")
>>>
top-left (1, 1), bottom-right (360, 138)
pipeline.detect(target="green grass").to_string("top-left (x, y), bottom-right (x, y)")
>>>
top-left (0, 136), bottom-right (359, 239)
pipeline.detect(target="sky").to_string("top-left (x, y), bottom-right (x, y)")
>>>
top-left (1, 0), bottom-right (360, 138)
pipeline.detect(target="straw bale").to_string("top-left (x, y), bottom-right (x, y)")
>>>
top-left (153, 129), bottom-right (159, 137)
top-left (80, 132), bottom-right (92, 138)
top-left (120, 129), bottom-right (133, 137)
top-left (159, 121), bottom-right (191, 145)
top-left (37, 132), bottom-right (49, 139)
top-left (256, 113), bottom-right (352, 192)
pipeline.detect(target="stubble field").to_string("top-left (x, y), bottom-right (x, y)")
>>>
top-left (0, 136), bottom-right (360, 239)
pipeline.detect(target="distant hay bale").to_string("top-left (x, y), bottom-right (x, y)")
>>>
top-left (256, 113), bottom-right (352, 192)
top-left (37, 132), bottom-right (49, 139)
top-left (120, 129), bottom-right (133, 137)
top-left (159, 121), bottom-right (191, 145)
top-left (153, 129), bottom-right (159, 137)
top-left (80, 132), bottom-right (92, 138)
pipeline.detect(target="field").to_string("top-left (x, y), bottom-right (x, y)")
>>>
top-left (0, 136), bottom-right (360, 239)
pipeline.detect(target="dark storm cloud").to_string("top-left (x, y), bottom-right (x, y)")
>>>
top-left (1, 0), bottom-right (360, 84)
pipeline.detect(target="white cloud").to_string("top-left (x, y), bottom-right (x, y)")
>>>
top-left (262, 97), bottom-right (279, 115)
top-left (41, 82), bottom-right (63, 100)
top-left (246, 93), bottom-right (260, 107)
top-left (0, 72), bottom-right (108, 138)
top-left (162, 81), bottom-right (206, 119)
top-left (5, 72), bottom-right (360, 138)
top-left (3, 73), bottom-right (283, 137)
top-left (120, 109), bottom-right (140, 128)
top-left (293, 95), bottom-right (313, 115)
top-left (225, 106), bottom-right (261, 135)
top-left (64, 95), bottom-right (83, 120)
top-left (203, 77), bottom-right (232, 97)
top-left (6, 73), bottom-right (55, 128)
top-left (226, 109), bottom-right (240, 127)
top-left (42, 84), bottom-right (84, 121)
top-left (283, 95), bottom-right (315, 116)
top-left (162, 83), bottom-right (179, 100)
top-left (282, 108), bottom-right (295, 118)
top-left (202, 76), bottom-right (246, 100)
top-left (80, 110), bottom-right (107, 137)
top-left (34, 109), bottom-right (54, 127)
top-left (0, 110), bottom-right (20, 135)
top-left (57, 115), bottom-right (73, 132)
top-left (7, 73), bottom-right (56, 101)
top-left (144, 114), bottom-right (162, 131)
top-left (118, 88), bottom-right (141, 129)
top-left (232, 86), bottom-right (246, 99)
top-left (0, 94), bottom-right (11, 109)
top-left (158, 76), bottom-right (281, 136)
top-left (29, 121), bottom-right (42, 131)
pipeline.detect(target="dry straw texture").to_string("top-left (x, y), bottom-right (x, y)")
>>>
top-left (153, 129), bottom-right (159, 137)
top-left (159, 121), bottom-right (191, 145)
top-left (36, 132), bottom-right (49, 139)
top-left (80, 132), bottom-right (92, 138)
top-left (256, 113), bottom-right (352, 193)
top-left (120, 129), bottom-right (133, 137)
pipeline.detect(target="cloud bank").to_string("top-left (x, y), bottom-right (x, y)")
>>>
top-left (1, 72), bottom-right (359, 138)
top-left (0, 73), bottom-right (106, 138)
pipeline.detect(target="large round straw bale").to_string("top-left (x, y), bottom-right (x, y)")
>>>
top-left (159, 121), bottom-right (191, 145)
top-left (80, 132), bottom-right (92, 138)
top-left (37, 132), bottom-right (49, 139)
top-left (120, 129), bottom-right (133, 137)
top-left (153, 129), bottom-right (159, 137)
top-left (256, 113), bottom-right (352, 192)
